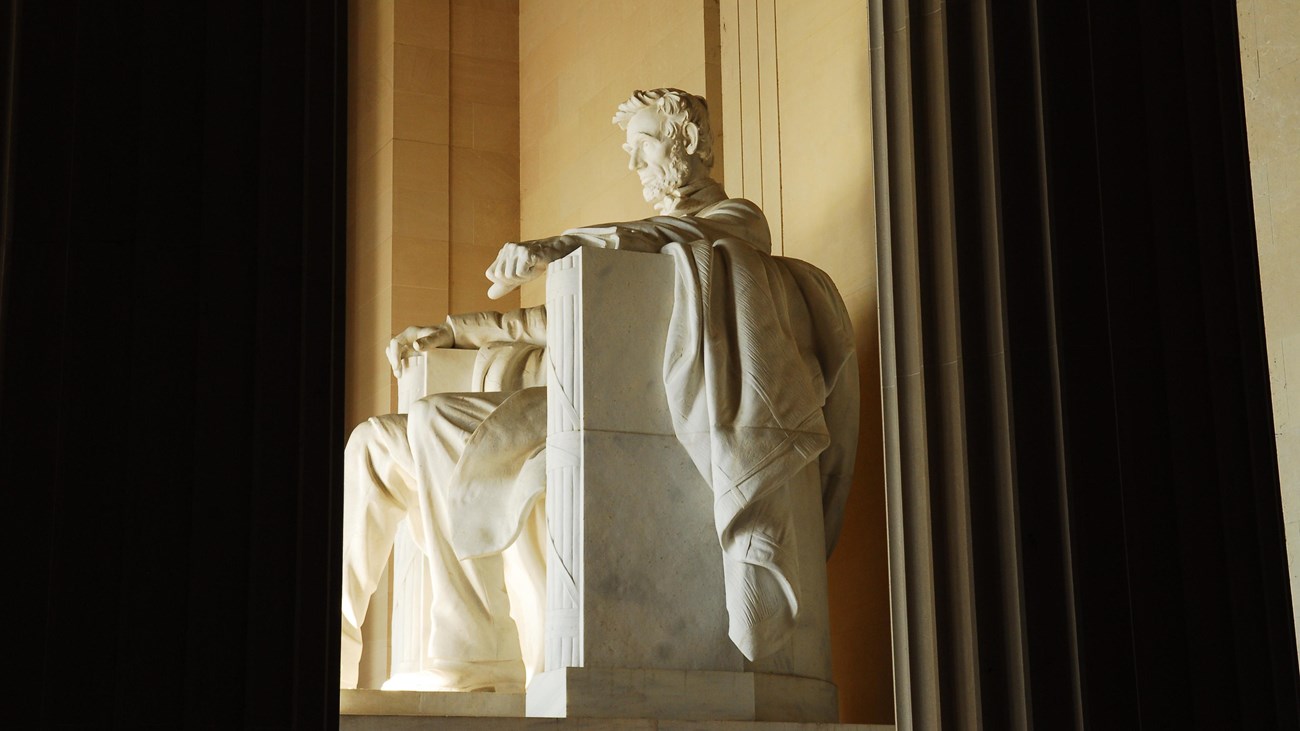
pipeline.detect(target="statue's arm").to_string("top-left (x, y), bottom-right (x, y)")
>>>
top-left (445, 306), bottom-right (547, 348)
top-left (386, 324), bottom-right (450, 378)
top-left (485, 207), bottom-right (760, 300)
top-left (483, 229), bottom-right (662, 300)
top-left (558, 201), bottom-right (768, 253)
top-left (385, 306), bottom-right (546, 377)
top-left (484, 236), bottom-right (584, 299)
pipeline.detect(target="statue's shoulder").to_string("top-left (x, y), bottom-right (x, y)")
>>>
top-left (700, 197), bottom-right (765, 220)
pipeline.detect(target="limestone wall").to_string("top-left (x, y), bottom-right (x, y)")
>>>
top-left (346, 0), bottom-right (397, 432)
top-left (346, 0), bottom-right (520, 432)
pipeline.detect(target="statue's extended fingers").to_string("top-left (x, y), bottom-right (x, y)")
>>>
top-left (487, 281), bottom-right (516, 300)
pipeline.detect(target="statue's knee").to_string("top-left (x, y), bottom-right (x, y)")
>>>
top-left (345, 415), bottom-right (401, 461)
top-left (409, 393), bottom-right (453, 426)
top-left (344, 421), bottom-right (375, 465)
top-left (349, 416), bottom-right (383, 443)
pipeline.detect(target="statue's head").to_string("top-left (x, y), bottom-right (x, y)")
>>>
top-left (613, 89), bottom-right (714, 211)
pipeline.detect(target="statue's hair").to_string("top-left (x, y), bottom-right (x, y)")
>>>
top-left (612, 88), bottom-right (714, 170)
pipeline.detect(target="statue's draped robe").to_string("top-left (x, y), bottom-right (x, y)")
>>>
top-left (440, 186), bottom-right (859, 661)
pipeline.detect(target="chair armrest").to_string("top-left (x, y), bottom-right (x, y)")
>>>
top-left (396, 348), bottom-right (480, 414)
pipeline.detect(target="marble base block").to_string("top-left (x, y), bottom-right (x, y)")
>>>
top-left (339, 689), bottom-right (523, 717)
top-left (525, 667), bottom-right (838, 722)
top-left (343, 716), bottom-right (888, 731)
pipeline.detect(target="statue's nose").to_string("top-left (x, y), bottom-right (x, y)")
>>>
top-left (628, 152), bottom-right (641, 171)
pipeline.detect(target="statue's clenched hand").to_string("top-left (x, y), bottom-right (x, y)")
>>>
top-left (486, 238), bottom-right (580, 299)
top-left (486, 242), bottom-right (546, 300)
top-left (386, 324), bottom-right (453, 378)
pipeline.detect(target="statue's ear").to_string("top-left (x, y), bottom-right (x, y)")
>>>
top-left (684, 123), bottom-right (700, 155)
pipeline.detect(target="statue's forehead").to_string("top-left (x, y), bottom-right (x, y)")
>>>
top-left (625, 107), bottom-right (662, 137)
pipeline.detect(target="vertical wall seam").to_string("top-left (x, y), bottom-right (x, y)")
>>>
top-left (753, 0), bottom-right (761, 208)
top-left (770, 0), bottom-right (784, 255)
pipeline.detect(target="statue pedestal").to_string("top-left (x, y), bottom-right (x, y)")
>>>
top-left (340, 688), bottom-right (522, 718)
top-left (532, 247), bottom-right (837, 722)
top-left (527, 667), bottom-right (837, 723)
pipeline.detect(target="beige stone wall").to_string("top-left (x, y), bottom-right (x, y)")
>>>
top-left (347, 0), bottom-right (396, 433)
top-left (1238, 0), bottom-right (1300, 655)
top-left (517, 0), bottom-right (709, 306)
top-left (718, 0), bottom-right (784, 251)
top-left (347, 0), bottom-right (519, 433)
top-left (390, 0), bottom-right (453, 390)
top-left (450, 0), bottom-right (521, 315)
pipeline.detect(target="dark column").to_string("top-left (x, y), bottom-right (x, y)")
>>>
top-left (1, 0), bottom-right (347, 727)
top-left (872, 0), bottom-right (1300, 728)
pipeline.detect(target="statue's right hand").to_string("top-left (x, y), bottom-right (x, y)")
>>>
top-left (486, 241), bottom-right (547, 299)
top-left (386, 324), bottom-right (452, 378)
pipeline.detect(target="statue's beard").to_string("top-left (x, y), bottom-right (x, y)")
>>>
top-left (641, 151), bottom-right (693, 211)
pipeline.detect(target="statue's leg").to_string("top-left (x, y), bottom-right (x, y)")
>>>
top-left (502, 498), bottom-right (547, 684)
top-left (340, 413), bottom-right (415, 689)
top-left (403, 391), bottom-right (540, 692)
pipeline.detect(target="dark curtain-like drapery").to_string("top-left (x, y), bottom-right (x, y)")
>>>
top-left (1, 0), bottom-right (346, 727)
top-left (872, 0), bottom-right (1300, 728)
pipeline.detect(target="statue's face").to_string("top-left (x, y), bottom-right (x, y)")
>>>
top-left (622, 107), bottom-right (690, 206)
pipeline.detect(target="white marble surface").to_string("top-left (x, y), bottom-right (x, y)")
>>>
top-left (343, 716), bottom-right (890, 731)
top-left (569, 248), bottom-right (679, 436)
top-left (545, 246), bottom-right (749, 674)
top-left (744, 460), bottom-right (834, 683)
top-left (542, 246), bottom-right (835, 685)
top-left (396, 348), bottom-right (477, 413)
top-left (340, 688), bottom-right (523, 717)
top-left (349, 346), bottom-right (539, 691)
top-left (528, 668), bottom-right (754, 721)
top-left (390, 349), bottom-right (480, 685)
top-left (533, 247), bottom-right (839, 723)
top-left (752, 673), bottom-right (840, 725)
top-left (580, 430), bottom-right (741, 672)
top-left (526, 668), bottom-right (838, 723)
